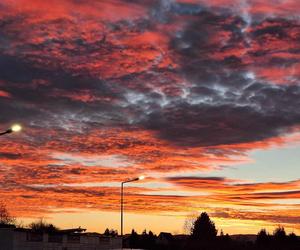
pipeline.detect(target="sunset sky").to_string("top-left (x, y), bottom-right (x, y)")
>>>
top-left (0, 0), bottom-right (300, 235)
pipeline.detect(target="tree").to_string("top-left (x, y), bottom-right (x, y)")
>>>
top-left (104, 228), bottom-right (110, 236)
top-left (256, 229), bottom-right (270, 246)
top-left (131, 228), bottom-right (138, 236)
top-left (184, 212), bottom-right (198, 234)
top-left (288, 232), bottom-right (297, 239)
top-left (129, 229), bottom-right (139, 248)
top-left (28, 219), bottom-right (59, 233)
top-left (109, 229), bottom-right (118, 237)
top-left (147, 230), bottom-right (156, 247)
top-left (191, 212), bottom-right (217, 240)
top-left (102, 228), bottom-right (118, 237)
top-left (273, 226), bottom-right (287, 247)
top-left (288, 232), bottom-right (298, 246)
top-left (273, 226), bottom-right (286, 241)
top-left (219, 229), bottom-right (231, 245)
top-left (149, 230), bottom-right (154, 237)
top-left (0, 202), bottom-right (15, 225)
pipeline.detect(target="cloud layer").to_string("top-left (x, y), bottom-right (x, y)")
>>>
top-left (0, 0), bottom-right (300, 233)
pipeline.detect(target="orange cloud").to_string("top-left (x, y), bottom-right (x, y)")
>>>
top-left (0, 90), bottom-right (11, 98)
top-left (1, 0), bottom-right (300, 235)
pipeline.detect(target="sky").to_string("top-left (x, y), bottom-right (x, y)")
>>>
top-left (0, 0), bottom-right (300, 235)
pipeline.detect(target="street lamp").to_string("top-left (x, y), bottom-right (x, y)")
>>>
top-left (0, 124), bottom-right (22, 136)
top-left (121, 176), bottom-right (145, 247)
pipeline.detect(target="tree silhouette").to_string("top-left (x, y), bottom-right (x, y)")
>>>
top-left (149, 230), bottom-right (154, 238)
top-left (287, 232), bottom-right (298, 248)
top-left (28, 219), bottom-right (59, 233)
top-left (256, 229), bottom-right (270, 247)
top-left (104, 228), bottom-right (110, 236)
top-left (191, 212), bottom-right (217, 240)
top-left (184, 212), bottom-right (198, 234)
top-left (146, 230), bottom-right (156, 249)
top-left (274, 226), bottom-right (286, 239)
top-left (288, 232), bottom-right (297, 242)
top-left (103, 228), bottom-right (118, 236)
top-left (0, 202), bottom-right (15, 225)
top-left (129, 229), bottom-right (139, 248)
top-left (109, 229), bottom-right (118, 237)
top-left (273, 226), bottom-right (287, 247)
top-left (131, 228), bottom-right (138, 236)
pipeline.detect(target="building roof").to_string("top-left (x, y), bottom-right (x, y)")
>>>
top-left (59, 227), bottom-right (86, 234)
top-left (158, 232), bottom-right (174, 240)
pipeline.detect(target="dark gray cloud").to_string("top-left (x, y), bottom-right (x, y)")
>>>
top-left (0, 152), bottom-right (22, 159)
top-left (1, 2), bottom-right (300, 149)
top-left (135, 11), bottom-right (300, 146)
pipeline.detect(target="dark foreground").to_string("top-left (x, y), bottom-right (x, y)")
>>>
top-left (124, 233), bottom-right (300, 250)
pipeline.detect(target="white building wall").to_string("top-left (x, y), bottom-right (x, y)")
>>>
top-left (0, 229), bottom-right (122, 250)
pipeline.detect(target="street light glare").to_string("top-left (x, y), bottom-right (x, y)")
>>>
top-left (11, 124), bottom-right (22, 132)
top-left (121, 174), bottom-right (146, 243)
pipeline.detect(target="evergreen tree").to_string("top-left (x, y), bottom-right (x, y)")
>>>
top-left (191, 212), bottom-right (217, 240)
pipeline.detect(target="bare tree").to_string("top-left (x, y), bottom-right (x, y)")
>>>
top-left (183, 212), bottom-right (198, 234)
top-left (0, 202), bottom-right (15, 225)
top-left (28, 218), bottom-right (59, 233)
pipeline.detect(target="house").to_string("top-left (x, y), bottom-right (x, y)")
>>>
top-left (0, 226), bottom-right (122, 250)
top-left (156, 232), bottom-right (174, 246)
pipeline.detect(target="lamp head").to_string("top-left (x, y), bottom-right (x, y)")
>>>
top-left (139, 176), bottom-right (145, 180)
top-left (11, 124), bottom-right (22, 133)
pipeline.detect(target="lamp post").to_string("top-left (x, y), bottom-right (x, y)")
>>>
top-left (0, 124), bottom-right (22, 136)
top-left (121, 175), bottom-right (144, 248)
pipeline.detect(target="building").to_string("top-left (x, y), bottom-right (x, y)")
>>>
top-left (156, 232), bottom-right (174, 246)
top-left (0, 227), bottom-right (122, 250)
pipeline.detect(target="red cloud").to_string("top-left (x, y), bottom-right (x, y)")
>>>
top-left (0, 0), bottom-right (300, 234)
top-left (0, 90), bottom-right (11, 98)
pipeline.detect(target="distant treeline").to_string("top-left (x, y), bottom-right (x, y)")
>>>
top-left (123, 230), bottom-right (299, 250)
top-left (122, 213), bottom-right (300, 250)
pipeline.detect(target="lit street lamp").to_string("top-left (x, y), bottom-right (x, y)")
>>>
top-left (121, 176), bottom-right (145, 248)
top-left (0, 124), bottom-right (22, 136)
